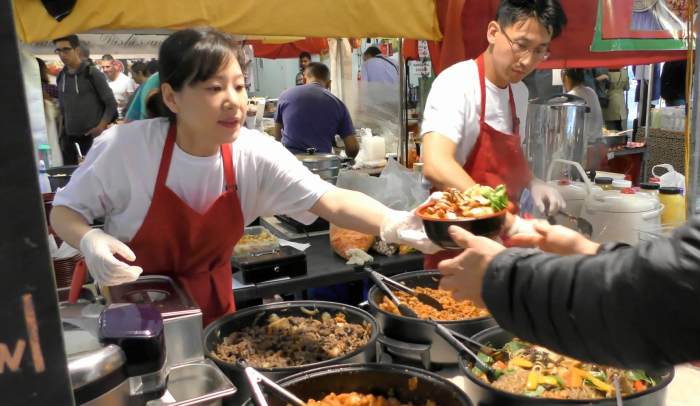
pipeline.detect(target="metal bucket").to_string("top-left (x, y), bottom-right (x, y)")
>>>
top-left (524, 94), bottom-right (588, 180)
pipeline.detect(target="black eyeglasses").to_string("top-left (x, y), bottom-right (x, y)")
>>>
top-left (54, 47), bottom-right (74, 54)
top-left (499, 26), bottom-right (551, 61)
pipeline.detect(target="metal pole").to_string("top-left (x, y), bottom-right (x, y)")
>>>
top-left (644, 64), bottom-right (654, 142)
top-left (637, 67), bottom-right (646, 141)
top-left (398, 38), bottom-right (408, 165)
top-left (337, 38), bottom-right (344, 101)
top-left (0, 0), bottom-right (73, 403)
top-left (688, 49), bottom-right (700, 216)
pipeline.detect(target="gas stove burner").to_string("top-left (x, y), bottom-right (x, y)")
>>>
top-left (376, 335), bottom-right (446, 372)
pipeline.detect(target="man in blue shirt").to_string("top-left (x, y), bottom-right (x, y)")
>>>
top-left (275, 62), bottom-right (359, 157)
top-left (360, 46), bottom-right (399, 84)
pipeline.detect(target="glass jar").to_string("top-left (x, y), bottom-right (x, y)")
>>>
top-left (594, 177), bottom-right (613, 191)
top-left (659, 187), bottom-right (686, 225)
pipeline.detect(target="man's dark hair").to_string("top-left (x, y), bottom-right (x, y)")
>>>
top-left (131, 61), bottom-right (148, 76)
top-left (101, 54), bottom-right (115, 61)
top-left (304, 62), bottom-right (330, 82)
top-left (52, 34), bottom-right (80, 48)
top-left (363, 46), bottom-right (382, 58)
top-left (563, 68), bottom-right (585, 86)
top-left (299, 52), bottom-right (311, 60)
top-left (146, 59), bottom-right (159, 75)
top-left (496, 0), bottom-right (567, 39)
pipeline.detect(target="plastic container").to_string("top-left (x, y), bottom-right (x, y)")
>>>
top-left (612, 179), bottom-right (632, 191)
top-left (638, 183), bottom-right (660, 200)
top-left (659, 187), bottom-right (686, 225)
top-left (594, 177), bottom-right (613, 191)
top-left (233, 226), bottom-right (280, 257)
top-left (38, 160), bottom-right (52, 194)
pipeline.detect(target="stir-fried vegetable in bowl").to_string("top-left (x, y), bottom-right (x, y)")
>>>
top-left (417, 185), bottom-right (509, 248)
top-left (470, 339), bottom-right (656, 400)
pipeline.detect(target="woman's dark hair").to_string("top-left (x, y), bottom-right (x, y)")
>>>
top-left (496, 0), bottom-right (567, 39)
top-left (563, 68), bottom-right (585, 86)
top-left (36, 58), bottom-right (49, 84)
top-left (148, 29), bottom-right (244, 121)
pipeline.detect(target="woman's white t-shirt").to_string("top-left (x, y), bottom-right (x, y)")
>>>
top-left (53, 118), bottom-right (333, 242)
top-left (420, 59), bottom-right (529, 165)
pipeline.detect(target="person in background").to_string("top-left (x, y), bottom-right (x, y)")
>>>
top-left (50, 29), bottom-right (438, 326)
top-left (101, 54), bottom-right (138, 120)
top-left (54, 34), bottom-right (117, 164)
top-left (126, 72), bottom-right (160, 122)
top-left (420, 0), bottom-right (567, 270)
top-left (562, 68), bottom-right (604, 142)
top-left (602, 67), bottom-right (629, 131)
top-left (436, 218), bottom-right (700, 370)
top-left (76, 41), bottom-right (93, 65)
top-left (275, 62), bottom-right (359, 158)
top-left (36, 57), bottom-right (58, 100)
top-left (660, 60), bottom-right (687, 107)
top-left (360, 46), bottom-right (399, 84)
top-left (295, 51), bottom-right (311, 86)
top-left (130, 61), bottom-right (151, 86)
top-left (583, 68), bottom-right (609, 110)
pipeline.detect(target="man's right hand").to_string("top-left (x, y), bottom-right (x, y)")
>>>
top-left (79, 229), bottom-right (143, 286)
top-left (510, 222), bottom-right (600, 255)
top-left (86, 121), bottom-right (108, 138)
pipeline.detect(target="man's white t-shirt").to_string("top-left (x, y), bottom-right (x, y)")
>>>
top-left (53, 118), bottom-right (333, 242)
top-left (108, 73), bottom-right (138, 119)
top-left (568, 85), bottom-right (604, 142)
top-left (420, 60), bottom-right (529, 166)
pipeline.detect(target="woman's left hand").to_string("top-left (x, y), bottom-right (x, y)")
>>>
top-left (438, 226), bottom-right (505, 302)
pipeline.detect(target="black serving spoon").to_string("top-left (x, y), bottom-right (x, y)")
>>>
top-left (433, 322), bottom-right (499, 382)
top-left (359, 266), bottom-right (444, 311)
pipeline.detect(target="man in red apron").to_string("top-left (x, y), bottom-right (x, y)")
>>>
top-left (420, 0), bottom-right (568, 269)
top-left (71, 124), bottom-right (243, 326)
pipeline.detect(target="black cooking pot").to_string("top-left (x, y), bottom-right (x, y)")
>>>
top-left (243, 363), bottom-right (473, 406)
top-left (203, 301), bottom-right (378, 405)
top-left (459, 326), bottom-right (674, 406)
top-left (368, 270), bottom-right (496, 367)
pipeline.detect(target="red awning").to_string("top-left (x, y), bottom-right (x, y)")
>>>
top-left (248, 38), bottom-right (329, 59)
top-left (459, 0), bottom-right (686, 70)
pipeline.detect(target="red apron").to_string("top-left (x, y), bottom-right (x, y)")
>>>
top-left (70, 124), bottom-right (244, 326)
top-left (424, 54), bottom-right (532, 270)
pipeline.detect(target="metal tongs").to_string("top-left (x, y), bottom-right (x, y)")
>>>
top-left (245, 366), bottom-right (305, 406)
top-left (432, 322), bottom-right (500, 381)
top-left (358, 265), bottom-right (444, 311)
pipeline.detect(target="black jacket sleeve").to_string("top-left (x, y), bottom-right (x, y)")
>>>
top-left (89, 68), bottom-right (118, 123)
top-left (483, 216), bottom-right (700, 370)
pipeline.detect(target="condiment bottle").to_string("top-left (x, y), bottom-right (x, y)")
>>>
top-left (659, 187), bottom-right (686, 225)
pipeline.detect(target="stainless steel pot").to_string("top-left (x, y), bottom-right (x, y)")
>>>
top-left (294, 148), bottom-right (340, 185)
top-left (524, 94), bottom-right (588, 180)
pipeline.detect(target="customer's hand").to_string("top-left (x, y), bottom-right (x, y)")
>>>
top-left (380, 209), bottom-right (441, 254)
top-left (80, 229), bottom-right (143, 286)
top-left (438, 226), bottom-right (505, 303)
top-left (510, 222), bottom-right (600, 255)
top-left (86, 122), bottom-right (108, 138)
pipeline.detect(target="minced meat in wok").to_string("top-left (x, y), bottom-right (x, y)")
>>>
top-left (305, 392), bottom-right (437, 406)
top-left (213, 312), bottom-right (371, 368)
top-left (471, 339), bottom-right (656, 400)
top-left (379, 287), bottom-right (489, 320)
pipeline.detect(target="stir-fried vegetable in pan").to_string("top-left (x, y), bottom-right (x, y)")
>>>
top-left (472, 339), bottom-right (655, 400)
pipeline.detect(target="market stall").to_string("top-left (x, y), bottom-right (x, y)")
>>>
top-left (5, 0), bottom-right (700, 405)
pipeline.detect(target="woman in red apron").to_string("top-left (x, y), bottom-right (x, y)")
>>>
top-left (423, 54), bottom-right (532, 270)
top-left (53, 29), bottom-right (440, 327)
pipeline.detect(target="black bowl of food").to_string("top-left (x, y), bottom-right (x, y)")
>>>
top-left (458, 326), bottom-right (674, 405)
top-left (203, 301), bottom-right (378, 405)
top-left (416, 186), bottom-right (509, 249)
top-left (242, 363), bottom-right (473, 406)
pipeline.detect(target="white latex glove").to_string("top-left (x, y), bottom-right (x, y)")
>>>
top-left (380, 209), bottom-right (441, 254)
top-left (530, 180), bottom-right (566, 215)
top-left (506, 215), bottom-right (547, 237)
top-left (79, 229), bottom-right (143, 286)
